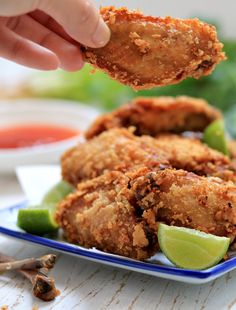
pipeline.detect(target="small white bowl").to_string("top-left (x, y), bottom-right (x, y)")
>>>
top-left (0, 98), bottom-right (100, 174)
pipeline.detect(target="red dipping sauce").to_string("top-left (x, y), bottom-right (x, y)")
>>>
top-left (0, 124), bottom-right (79, 149)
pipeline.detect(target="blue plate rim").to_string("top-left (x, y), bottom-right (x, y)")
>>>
top-left (0, 201), bottom-right (236, 280)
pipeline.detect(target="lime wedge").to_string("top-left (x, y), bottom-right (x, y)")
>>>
top-left (158, 224), bottom-right (230, 270)
top-left (17, 205), bottom-right (58, 235)
top-left (42, 180), bottom-right (74, 205)
top-left (203, 120), bottom-right (229, 156)
top-left (17, 180), bottom-right (74, 235)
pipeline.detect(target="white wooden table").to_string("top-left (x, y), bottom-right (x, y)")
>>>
top-left (0, 176), bottom-right (236, 310)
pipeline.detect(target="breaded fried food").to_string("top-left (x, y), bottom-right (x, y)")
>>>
top-left (154, 134), bottom-right (236, 181)
top-left (86, 96), bottom-right (222, 139)
top-left (82, 6), bottom-right (226, 90)
top-left (56, 169), bottom-right (159, 260)
top-left (62, 128), bottom-right (169, 186)
top-left (227, 140), bottom-right (236, 172)
top-left (132, 168), bottom-right (236, 240)
top-left (228, 140), bottom-right (236, 159)
top-left (62, 128), bottom-right (236, 186)
top-left (56, 167), bottom-right (236, 260)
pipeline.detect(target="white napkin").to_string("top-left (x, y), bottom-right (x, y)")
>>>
top-left (16, 165), bottom-right (61, 204)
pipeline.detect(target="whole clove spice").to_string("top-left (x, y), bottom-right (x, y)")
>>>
top-left (0, 253), bottom-right (60, 301)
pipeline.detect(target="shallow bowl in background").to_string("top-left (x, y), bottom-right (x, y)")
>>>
top-left (0, 99), bottom-right (100, 174)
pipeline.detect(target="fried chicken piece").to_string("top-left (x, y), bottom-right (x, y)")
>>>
top-left (56, 167), bottom-right (236, 260)
top-left (56, 170), bottom-right (159, 260)
top-left (62, 128), bottom-right (169, 186)
top-left (82, 6), bottom-right (226, 90)
top-left (86, 96), bottom-right (222, 139)
top-left (228, 140), bottom-right (236, 159)
top-left (62, 127), bottom-right (236, 186)
top-left (132, 168), bottom-right (236, 241)
top-left (227, 140), bottom-right (236, 172)
top-left (154, 134), bottom-right (236, 182)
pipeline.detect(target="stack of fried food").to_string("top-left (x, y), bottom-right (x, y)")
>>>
top-left (55, 6), bottom-right (234, 261)
top-left (56, 96), bottom-right (236, 260)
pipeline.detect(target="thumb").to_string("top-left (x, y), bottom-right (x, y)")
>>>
top-left (39, 0), bottom-right (110, 48)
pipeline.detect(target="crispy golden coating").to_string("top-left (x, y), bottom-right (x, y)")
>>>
top-left (228, 140), bottom-right (236, 159)
top-left (62, 127), bottom-right (236, 187)
top-left (154, 134), bottom-right (236, 181)
top-left (82, 6), bottom-right (226, 90)
top-left (56, 169), bottom-right (159, 260)
top-left (132, 168), bottom-right (236, 240)
top-left (56, 167), bottom-right (236, 260)
top-left (62, 128), bottom-right (169, 186)
top-left (86, 96), bottom-right (222, 139)
top-left (227, 140), bottom-right (236, 172)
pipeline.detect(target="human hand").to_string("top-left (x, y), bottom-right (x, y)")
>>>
top-left (0, 0), bottom-right (110, 71)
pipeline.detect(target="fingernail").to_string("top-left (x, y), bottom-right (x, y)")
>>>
top-left (92, 18), bottom-right (110, 47)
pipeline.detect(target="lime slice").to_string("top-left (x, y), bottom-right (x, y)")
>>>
top-left (17, 180), bottom-right (74, 235)
top-left (17, 205), bottom-right (58, 235)
top-left (158, 224), bottom-right (230, 270)
top-left (203, 120), bottom-right (229, 156)
top-left (42, 180), bottom-right (74, 205)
